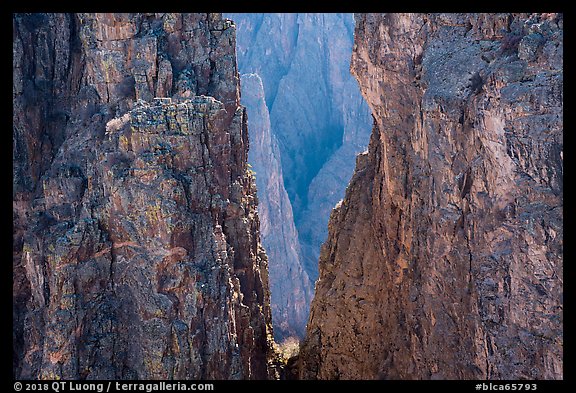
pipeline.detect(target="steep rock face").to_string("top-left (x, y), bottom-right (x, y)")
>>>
top-left (300, 13), bottom-right (563, 380)
top-left (13, 13), bottom-right (275, 380)
top-left (250, 13), bottom-right (372, 282)
top-left (240, 73), bottom-right (313, 340)
top-left (227, 13), bottom-right (372, 338)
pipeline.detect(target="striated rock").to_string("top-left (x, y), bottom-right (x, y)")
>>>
top-left (227, 13), bottom-right (372, 338)
top-left (300, 13), bottom-right (563, 380)
top-left (261, 13), bottom-right (372, 283)
top-left (13, 13), bottom-right (275, 380)
top-left (240, 73), bottom-right (313, 340)
top-left (229, 13), bottom-right (300, 110)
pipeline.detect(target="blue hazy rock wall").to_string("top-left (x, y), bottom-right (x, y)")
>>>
top-left (227, 13), bottom-right (372, 339)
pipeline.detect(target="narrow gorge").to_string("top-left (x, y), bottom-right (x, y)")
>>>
top-left (228, 13), bottom-right (373, 340)
top-left (13, 12), bottom-right (562, 381)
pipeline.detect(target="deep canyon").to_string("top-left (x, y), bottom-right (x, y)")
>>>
top-left (13, 12), bottom-right (562, 380)
top-left (226, 12), bottom-right (373, 340)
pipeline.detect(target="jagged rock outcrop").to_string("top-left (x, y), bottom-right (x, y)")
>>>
top-left (300, 13), bottom-right (563, 380)
top-left (13, 13), bottom-right (275, 380)
top-left (240, 73), bottom-right (313, 340)
top-left (226, 13), bottom-right (372, 338)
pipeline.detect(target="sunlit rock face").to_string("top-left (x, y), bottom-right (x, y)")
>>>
top-left (13, 13), bottom-right (276, 380)
top-left (227, 13), bottom-right (372, 339)
top-left (300, 13), bottom-right (563, 380)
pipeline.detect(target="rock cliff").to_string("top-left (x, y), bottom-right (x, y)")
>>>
top-left (236, 74), bottom-right (312, 341)
top-left (268, 14), bottom-right (372, 282)
top-left (227, 13), bottom-right (372, 338)
top-left (239, 73), bottom-right (312, 340)
top-left (13, 13), bottom-right (275, 380)
top-left (300, 13), bottom-right (563, 380)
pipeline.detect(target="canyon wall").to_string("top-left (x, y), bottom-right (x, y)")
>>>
top-left (13, 13), bottom-right (275, 380)
top-left (300, 13), bottom-right (563, 380)
top-left (227, 13), bottom-right (372, 338)
top-left (239, 73), bottom-right (312, 340)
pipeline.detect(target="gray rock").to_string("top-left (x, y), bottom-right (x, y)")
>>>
top-left (518, 33), bottom-right (545, 62)
top-left (227, 13), bottom-right (372, 338)
top-left (240, 73), bottom-right (313, 340)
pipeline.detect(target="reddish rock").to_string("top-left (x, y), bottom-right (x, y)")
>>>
top-left (13, 13), bottom-right (275, 380)
top-left (299, 13), bottom-right (563, 380)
